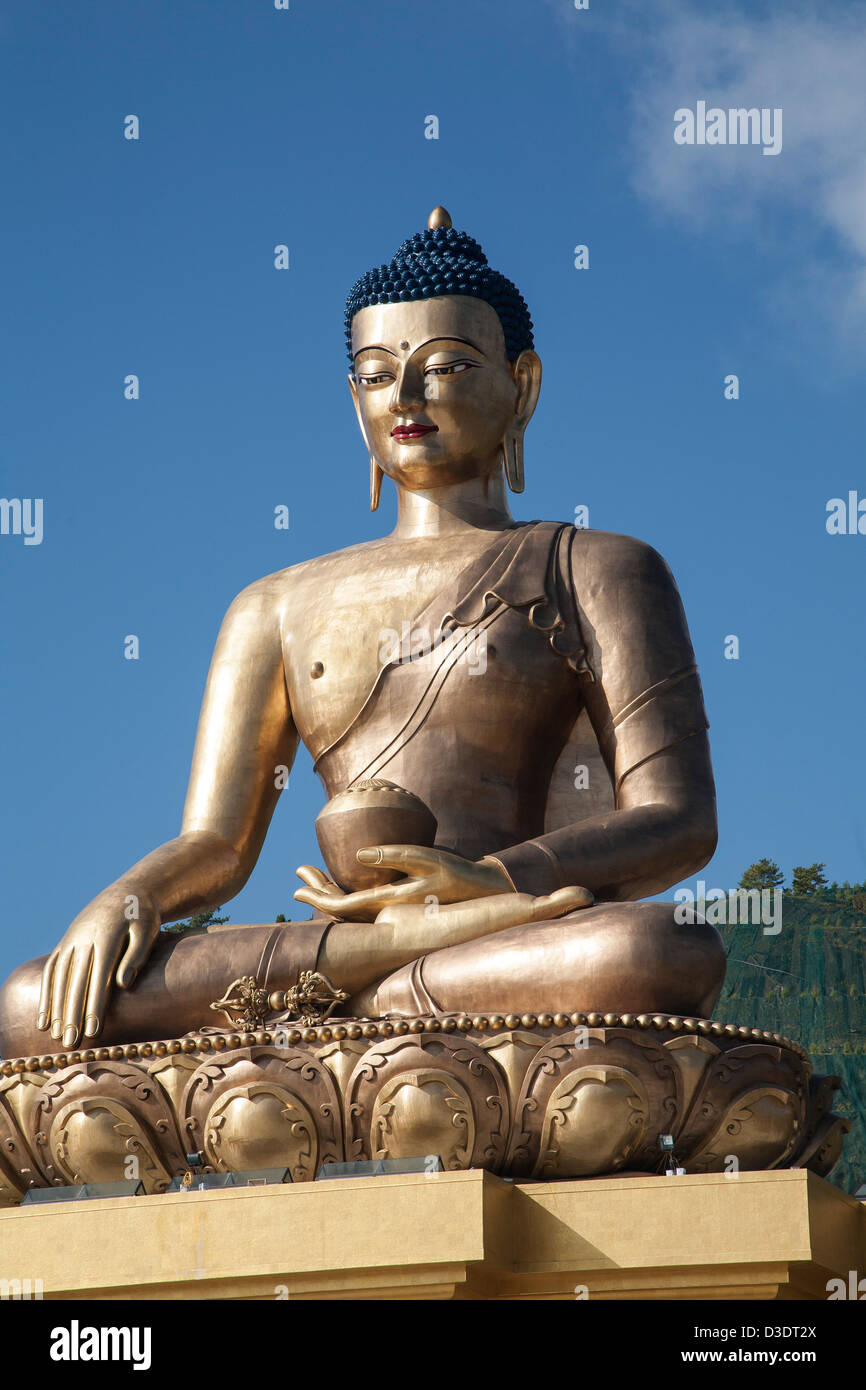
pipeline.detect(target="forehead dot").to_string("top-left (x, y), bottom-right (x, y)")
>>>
top-left (400, 341), bottom-right (409, 350)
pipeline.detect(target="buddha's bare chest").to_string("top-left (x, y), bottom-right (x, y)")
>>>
top-left (283, 540), bottom-right (496, 754)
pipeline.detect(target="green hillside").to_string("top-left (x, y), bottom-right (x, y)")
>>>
top-left (717, 894), bottom-right (866, 1194)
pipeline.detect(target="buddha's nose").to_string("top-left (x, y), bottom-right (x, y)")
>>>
top-left (389, 367), bottom-right (426, 414)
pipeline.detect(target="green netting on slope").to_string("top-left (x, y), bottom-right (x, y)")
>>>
top-left (718, 896), bottom-right (866, 1194)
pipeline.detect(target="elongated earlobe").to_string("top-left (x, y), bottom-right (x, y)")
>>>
top-left (501, 431), bottom-right (525, 494)
top-left (501, 350), bottom-right (540, 493)
top-left (370, 456), bottom-right (384, 511)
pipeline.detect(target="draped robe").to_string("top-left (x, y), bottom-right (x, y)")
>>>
top-left (0, 521), bottom-right (715, 1052)
top-left (312, 520), bottom-right (710, 897)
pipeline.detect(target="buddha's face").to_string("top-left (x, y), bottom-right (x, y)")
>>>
top-left (349, 295), bottom-right (540, 491)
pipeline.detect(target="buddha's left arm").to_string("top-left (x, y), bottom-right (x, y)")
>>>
top-left (485, 532), bottom-right (718, 901)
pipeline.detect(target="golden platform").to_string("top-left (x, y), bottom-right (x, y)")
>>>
top-left (0, 1167), bottom-right (862, 1300)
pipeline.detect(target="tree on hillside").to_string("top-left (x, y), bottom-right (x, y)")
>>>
top-left (791, 863), bottom-right (829, 896)
top-left (823, 880), bottom-right (866, 912)
top-left (738, 859), bottom-right (784, 891)
top-left (163, 908), bottom-right (230, 936)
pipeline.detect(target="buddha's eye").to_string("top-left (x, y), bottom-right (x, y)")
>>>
top-left (356, 371), bottom-right (393, 386)
top-left (424, 360), bottom-right (476, 377)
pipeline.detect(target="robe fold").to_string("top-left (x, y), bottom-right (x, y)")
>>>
top-left (313, 521), bottom-right (710, 897)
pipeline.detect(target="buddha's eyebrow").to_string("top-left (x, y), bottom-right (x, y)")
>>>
top-left (353, 336), bottom-right (486, 362)
top-left (415, 336), bottom-right (485, 355)
top-left (353, 344), bottom-right (398, 361)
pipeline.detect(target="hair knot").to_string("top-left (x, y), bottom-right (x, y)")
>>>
top-left (345, 218), bottom-right (533, 363)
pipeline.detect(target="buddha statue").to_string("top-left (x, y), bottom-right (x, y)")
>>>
top-left (0, 207), bottom-right (725, 1060)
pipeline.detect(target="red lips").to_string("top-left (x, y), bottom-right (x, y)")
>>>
top-left (390, 424), bottom-right (439, 440)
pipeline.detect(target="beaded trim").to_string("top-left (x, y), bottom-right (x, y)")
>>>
top-left (0, 1010), bottom-right (808, 1076)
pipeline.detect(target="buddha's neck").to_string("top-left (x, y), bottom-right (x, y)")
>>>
top-left (391, 471), bottom-right (514, 540)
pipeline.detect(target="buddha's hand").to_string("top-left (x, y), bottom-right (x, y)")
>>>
top-left (294, 845), bottom-right (591, 923)
top-left (373, 885), bottom-right (594, 943)
top-left (37, 885), bottom-right (161, 1048)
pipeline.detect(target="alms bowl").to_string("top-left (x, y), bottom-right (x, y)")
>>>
top-left (315, 779), bottom-right (438, 892)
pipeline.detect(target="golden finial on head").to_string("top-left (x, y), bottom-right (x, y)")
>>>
top-left (427, 206), bottom-right (452, 230)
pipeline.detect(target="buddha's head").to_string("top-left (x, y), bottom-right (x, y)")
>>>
top-left (345, 207), bottom-right (542, 509)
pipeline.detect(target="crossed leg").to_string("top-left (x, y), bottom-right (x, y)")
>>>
top-left (0, 896), bottom-right (725, 1058)
top-left (356, 902), bottom-right (726, 1021)
top-left (0, 887), bottom-right (586, 1056)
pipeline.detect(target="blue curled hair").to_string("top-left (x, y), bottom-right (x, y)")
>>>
top-left (345, 224), bottom-right (534, 365)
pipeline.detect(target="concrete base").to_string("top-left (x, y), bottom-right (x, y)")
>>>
top-left (0, 1168), bottom-right (862, 1301)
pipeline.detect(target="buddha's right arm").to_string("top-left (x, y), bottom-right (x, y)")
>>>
top-left (38, 577), bottom-right (297, 1045)
top-left (486, 532), bottom-right (717, 902)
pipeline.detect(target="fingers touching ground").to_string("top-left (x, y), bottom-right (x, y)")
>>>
top-left (39, 946), bottom-right (95, 1047)
top-left (48, 951), bottom-right (72, 1041)
top-left (115, 915), bottom-right (157, 991)
top-left (37, 935), bottom-right (132, 1047)
top-left (62, 947), bottom-right (96, 1047)
top-left (37, 951), bottom-right (58, 1032)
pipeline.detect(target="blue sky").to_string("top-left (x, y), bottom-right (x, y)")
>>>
top-left (2, 0), bottom-right (865, 990)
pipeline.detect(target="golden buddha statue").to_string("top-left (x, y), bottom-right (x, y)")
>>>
top-left (0, 207), bottom-right (725, 1059)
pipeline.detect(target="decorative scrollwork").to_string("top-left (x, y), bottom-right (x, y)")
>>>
top-left (506, 1027), bottom-right (683, 1179)
top-left (675, 1043), bottom-right (809, 1172)
top-left (180, 1046), bottom-right (342, 1181)
top-left (29, 1062), bottom-right (188, 1193)
top-left (271, 971), bottom-right (350, 1028)
top-left (209, 976), bottom-right (271, 1030)
top-left (345, 1033), bottom-right (509, 1172)
top-left (210, 970), bottom-right (349, 1030)
top-left (0, 1013), bottom-right (846, 1193)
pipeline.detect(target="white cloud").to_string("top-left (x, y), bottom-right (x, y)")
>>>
top-left (620, 3), bottom-right (866, 352)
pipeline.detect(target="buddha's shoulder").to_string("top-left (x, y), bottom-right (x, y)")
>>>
top-left (221, 537), bottom-right (398, 612)
top-left (221, 527), bottom-right (679, 621)
top-left (566, 525), bottom-right (676, 584)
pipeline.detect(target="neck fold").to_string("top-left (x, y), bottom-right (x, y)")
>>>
top-left (390, 468), bottom-right (514, 539)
